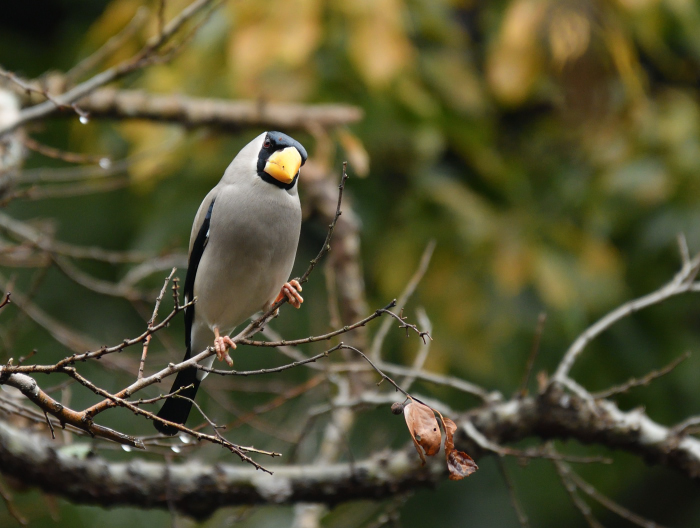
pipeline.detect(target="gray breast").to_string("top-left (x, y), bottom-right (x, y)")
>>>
top-left (193, 180), bottom-right (301, 334)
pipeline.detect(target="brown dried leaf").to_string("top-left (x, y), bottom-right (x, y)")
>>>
top-left (403, 401), bottom-right (441, 465)
top-left (447, 449), bottom-right (478, 480)
top-left (442, 417), bottom-right (478, 480)
top-left (443, 417), bottom-right (457, 451)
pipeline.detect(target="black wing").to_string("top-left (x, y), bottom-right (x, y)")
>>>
top-left (153, 197), bottom-right (216, 435)
top-left (183, 197), bottom-right (215, 355)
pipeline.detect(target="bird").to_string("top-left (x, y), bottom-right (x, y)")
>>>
top-left (154, 131), bottom-right (307, 435)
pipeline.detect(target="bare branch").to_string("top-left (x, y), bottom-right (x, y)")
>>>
top-left (370, 240), bottom-right (435, 360)
top-left (592, 351), bottom-right (691, 400)
top-left (518, 312), bottom-right (546, 398)
top-left (553, 253), bottom-right (700, 382)
top-left (139, 268), bottom-right (177, 379)
top-left (0, 0), bottom-right (220, 137)
top-left (0, 475), bottom-right (27, 526)
top-left (239, 300), bottom-right (396, 348)
top-left (0, 210), bottom-right (150, 263)
top-left (196, 343), bottom-right (347, 376)
top-left (0, 373), bottom-right (144, 448)
top-left (69, 88), bottom-right (363, 131)
top-left (556, 458), bottom-right (668, 528)
top-left (399, 307), bottom-right (432, 392)
top-left (497, 459), bottom-right (530, 528)
top-left (64, 7), bottom-right (150, 84)
top-left (553, 454), bottom-right (604, 528)
top-left (0, 419), bottom-right (436, 519)
top-left (332, 361), bottom-right (493, 402)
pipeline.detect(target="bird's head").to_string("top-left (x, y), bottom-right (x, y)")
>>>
top-left (256, 131), bottom-right (308, 190)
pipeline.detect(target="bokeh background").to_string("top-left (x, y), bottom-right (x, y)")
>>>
top-left (1, 0), bottom-right (700, 526)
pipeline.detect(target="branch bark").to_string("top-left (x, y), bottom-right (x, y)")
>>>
top-left (1, 383), bottom-right (698, 519)
top-left (70, 88), bottom-right (364, 131)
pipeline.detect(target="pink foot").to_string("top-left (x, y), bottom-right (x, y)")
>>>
top-left (274, 279), bottom-right (304, 308)
top-left (213, 328), bottom-right (235, 366)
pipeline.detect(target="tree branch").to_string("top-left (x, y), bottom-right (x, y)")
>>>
top-left (69, 88), bottom-right (364, 131)
top-left (2, 383), bottom-right (699, 519)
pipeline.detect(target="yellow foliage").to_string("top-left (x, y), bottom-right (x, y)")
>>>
top-left (548, 6), bottom-right (591, 70)
top-left (335, 0), bottom-right (415, 88)
top-left (603, 158), bottom-right (673, 205)
top-left (604, 25), bottom-right (647, 102)
top-left (117, 122), bottom-right (185, 187)
top-left (493, 236), bottom-right (532, 296)
top-left (422, 50), bottom-right (485, 113)
top-left (486, 0), bottom-right (546, 104)
top-left (533, 249), bottom-right (577, 309)
top-left (227, 0), bottom-right (322, 97)
top-left (82, 0), bottom-right (144, 70)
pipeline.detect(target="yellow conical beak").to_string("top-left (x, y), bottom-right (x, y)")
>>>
top-left (264, 147), bottom-right (302, 184)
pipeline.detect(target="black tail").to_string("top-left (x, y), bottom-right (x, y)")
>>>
top-left (154, 366), bottom-right (200, 436)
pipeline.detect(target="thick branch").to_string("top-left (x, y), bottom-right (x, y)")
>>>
top-left (70, 88), bottom-right (363, 131)
top-left (0, 373), bottom-right (143, 448)
top-left (0, 0), bottom-right (218, 137)
top-left (0, 419), bottom-right (436, 520)
top-left (2, 383), bottom-right (699, 518)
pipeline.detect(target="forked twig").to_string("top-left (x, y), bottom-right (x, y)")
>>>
top-left (139, 268), bottom-right (177, 379)
top-left (553, 253), bottom-right (700, 383)
top-left (592, 351), bottom-right (691, 400)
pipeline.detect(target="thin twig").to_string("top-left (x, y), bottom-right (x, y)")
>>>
top-left (0, 477), bottom-right (27, 526)
top-left (370, 240), bottom-right (435, 360)
top-left (23, 136), bottom-right (107, 165)
top-left (592, 351), bottom-right (691, 400)
top-left (52, 255), bottom-right (150, 301)
top-left (553, 456), bottom-right (604, 528)
top-left (496, 458), bottom-right (530, 528)
top-left (399, 307), bottom-right (432, 392)
top-left (0, 66), bottom-right (88, 118)
top-left (332, 360), bottom-right (492, 402)
top-left (1, 372), bottom-right (145, 448)
top-left (43, 411), bottom-right (55, 439)
top-left (130, 384), bottom-right (195, 406)
top-left (324, 263), bottom-right (342, 331)
top-left (240, 300), bottom-right (396, 348)
top-left (672, 410), bottom-right (700, 436)
top-left (563, 461), bottom-right (667, 528)
top-left (377, 308), bottom-right (432, 344)
top-left (462, 421), bottom-right (612, 463)
top-left (157, 0), bottom-right (167, 38)
top-left (553, 253), bottom-right (700, 382)
top-left (298, 162), bottom-right (349, 286)
top-left (197, 343), bottom-right (347, 376)
top-left (519, 312), bottom-right (547, 398)
top-left (224, 375), bottom-right (324, 430)
top-left (64, 368), bottom-right (278, 467)
top-left (64, 7), bottom-right (150, 84)
top-left (677, 233), bottom-right (690, 268)
top-left (0, 0), bottom-right (219, 137)
top-left (139, 268), bottom-right (177, 379)
top-left (0, 210), bottom-right (150, 263)
top-left (0, 292), bottom-right (11, 309)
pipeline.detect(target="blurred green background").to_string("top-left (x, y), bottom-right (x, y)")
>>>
top-left (1, 0), bottom-right (700, 526)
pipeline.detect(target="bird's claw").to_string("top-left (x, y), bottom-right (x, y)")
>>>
top-left (213, 333), bottom-right (235, 367)
top-left (275, 279), bottom-right (304, 308)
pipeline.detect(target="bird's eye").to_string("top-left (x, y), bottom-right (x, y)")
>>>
top-left (263, 140), bottom-right (271, 149)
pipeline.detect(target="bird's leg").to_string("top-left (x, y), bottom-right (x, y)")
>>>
top-left (213, 327), bottom-right (235, 367)
top-left (274, 279), bottom-right (304, 309)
